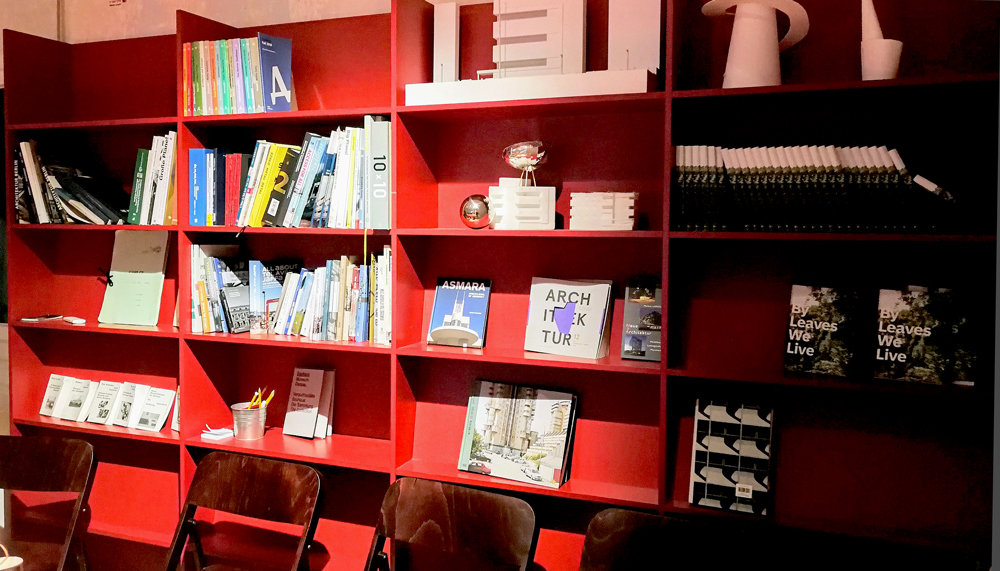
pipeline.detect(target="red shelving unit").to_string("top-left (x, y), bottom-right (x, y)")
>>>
top-left (5, 1), bottom-right (997, 570)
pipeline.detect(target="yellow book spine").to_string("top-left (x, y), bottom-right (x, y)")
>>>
top-left (198, 281), bottom-right (211, 332)
top-left (250, 146), bottom-right (285, 226)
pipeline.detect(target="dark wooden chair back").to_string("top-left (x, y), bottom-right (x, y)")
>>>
top-left (0, 435), bottom-right (96, 571)
top-left (163, 451), bottom-right (321, 571)
top-left (579, 509), bottom-right (693, 571)
top-left (364, 478), bottom-right (537, 571)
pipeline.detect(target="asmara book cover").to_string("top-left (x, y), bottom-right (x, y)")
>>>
top-left (875, 288), bottom-right (948, 384)
top-left (426, 278), bottom-right (491, 349)
top-left (784, 285), bottom-right (858, 377)
top-left (689, 399), bottom-right (772, 516)
top-left (458, 380), bottom-right (577, 489)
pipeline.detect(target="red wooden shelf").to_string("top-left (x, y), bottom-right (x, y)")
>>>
top-left (672, 73), bottom-right (999, 99)
top-left (182, 225), bottom-right (385, 236)
top-left (7, 116), bottom-right (179, 131)
top-left (397, 92), bottom-right (666, 121)
top-left (13, 320), bottom-right (181, 339)
top-left (396, 343), bottom-right (661, 375)
top-left (13, 414), bottom-right (182, 444)
top-left (12, 224), bottom-right (178, 232)
top-left (396, 458), bottom-right (659, 509)
top-left (86, 520), bottom-right (176, 548)
top-left (181, 107), bottom-right (393, 126)
top-left (397, 228), bottom-right (664, 239)
top-left (667, 231), bottom-right (997, 242)
top-left (185, 431), bottom-right (392, 473)
top-left (184, 331), bottom-right (392, 353)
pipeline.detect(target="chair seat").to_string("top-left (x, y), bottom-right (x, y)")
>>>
top-left (192, 519), bottom-right (329, 571)
top-left (5, 538), bottom-right (65, 571)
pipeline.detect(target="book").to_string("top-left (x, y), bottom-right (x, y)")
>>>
top-left (426, 278), bottom-right (491, 349)
top-left (784, 285), bottom-right (858, 377)
top-left (689, 399), bottom-right (773, 516)
top-left (128, 149), bottom-right (149, 224)
top-left (191, 41), bottom-right (203, 116)
top-left (150, 131), bottom-right (177, 225)
top-left (77, 381), bottom-right (99, 423)
top-left (221, 285), bottom-right (251, 334)
top-left (39, 374), bottom-right (66, 416)
top-left (272, 270), bottom-right (301, 334)
top-left (171, 389), bottom-right (180, 432)
top-left (19, 141), bottom-right (50, 223)
top-left (524, 278), bottom-right (613, 359)
top-left (262, 147), bottom-right (301, 226)
top-left (258, 33), bottom-right (293, 113)
top-left (289, 271), bottom-right (314, 336)
top-left (283, 368), bottom-right (324, 439)
top-left (366, 116), bottom-right (391, 229)
top-left (85, 381), bottom-right (122, 424)
top-left (621, 284), bottom-right (662, 361)
top-left (99, 230), bottom-right (169, 327)
top-left (314, 370), bottom-right (336, 438)
top-left (126, 384), bottom-right (153, 429)
top-left (189, 148), bottom-right (210, 226)
top-left (111, 382), bottom-right (138, 427)
top-left (249, 259), bottom-right (302, 334)
top-left (875, 288), bottom-right (949, 384)
top-left (56, 377), bottom-right (93, 421)
top-left (135, 387), bottom-right (176, 432)
top-left (458, 380), bottom-right (577, 489)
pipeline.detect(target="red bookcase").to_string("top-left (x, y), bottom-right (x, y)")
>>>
top-left (4, 1), bottom-right (998, 569)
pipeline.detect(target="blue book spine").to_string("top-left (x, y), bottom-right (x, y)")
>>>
top-left (189, 149), bottom-right (208, 226)
top-left (257, 33), bottom-right (293, 113)
top-left (213, 258), bottom-right (229, 333)
top-left (295, 137), bottom-right (329, 226)
top-left (321, 260), bottom-right (334, 341)
top-left (284, 268), bottom-right (309, 335)
top-left (355, 267), bottom-right (369, 343)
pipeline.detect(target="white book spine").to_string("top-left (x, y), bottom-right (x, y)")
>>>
top-left (313, 370), bottom-right (336, 438)
top-left (141, 136), bottom-right (165, 225)
top-left (126, 384), bottom-right (152, 429)
top-left (20, 142), bottom-right (50, 223)
top-left (151, 131), bottom-right (176, 225)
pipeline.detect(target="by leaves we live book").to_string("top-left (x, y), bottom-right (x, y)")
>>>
top-left (689, 399), bottom-right (773, 516)
top-left (524, 278), bottom-right (612, 359)
top-left (784, 285), bottom-right (858, 377)
top-left (427, 278), bottom-right (491, 349)
top-left (458, 380), bottom-right (577, 489)
top-left (875, 288), bottom-right (949, 384)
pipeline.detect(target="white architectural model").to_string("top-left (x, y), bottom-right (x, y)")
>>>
top-left (861, 0), bottom-right (902, 81)
top-left (569, 192), bottom-right (636, 231)
top-left (488, 178), bottom-right (556, 230)
top-left (406, 0), bottom-right (656, 105)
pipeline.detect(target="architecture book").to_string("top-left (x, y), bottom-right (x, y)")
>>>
top-left (55, 378), bottom-right (94, 422)
top-left (524, 278), bottom-right (613, 359)
top-left (135, 387), bottom-right (176, 432)
top-left (111, 382), bottom-right (138, 427)
top-left (85, 381), bottom-right (122, 425)
top-left (621, 284), bottom-right (662, 361)
top-left (784, 285), bottom-right (858, 377)
top-left (689, 399), bottom-right (773, 516)
top-left (283, 368), bottom-right (324, 439)
top-left (427, 278), bottom-right (491, 349)
top-left (39, 373), bottom-right (65, 417)
top-left (458, 380), bottom-right (577, 489)
top-left (126, 384), bottom-right (153, 429)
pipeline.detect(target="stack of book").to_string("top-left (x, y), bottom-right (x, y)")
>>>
top-left (127, 132), bottom-right (179, 225)
top-left (182, 33), bottom-right (293, 116)
top-left (189, 116), bottom-right (391, 229)
top-left (673, 145), bottom-right (956, 233)
top-left (191, 246), bottom-right (392, 345)
top-left (14, 140), bottom-right (142, 225)
top-left (39, 374), bottom-right (178, 433)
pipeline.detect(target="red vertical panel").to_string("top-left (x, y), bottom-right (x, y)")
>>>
top-left (393, 0), bottom-right (434, 106)
top-left (3, 30), bottom-right (71, 124)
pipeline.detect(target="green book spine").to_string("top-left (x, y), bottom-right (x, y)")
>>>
top-left (191, 42), bottom-right (202, 116)
top-left (127, 149), bottom-right (149, 224)
top-left (217, 40), bottom-right (231, 115)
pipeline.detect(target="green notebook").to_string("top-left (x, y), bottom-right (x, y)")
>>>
top-left (98, 230), bottom-right (169, 327)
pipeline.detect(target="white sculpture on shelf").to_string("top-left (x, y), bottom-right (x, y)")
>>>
top-left (489, 179), bottom-right (557, 230)
top-left (861, 0), bottom-right (902, 81)
top-left (701, 0), bottom-right (809, 89)
top-left (406, 0), bottom-right (658, 106)
top-left (569, 192), bottom-right (637, 231)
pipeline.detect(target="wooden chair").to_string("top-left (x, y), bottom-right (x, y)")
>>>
top-left (0, 435), bottom-right (96, 571)
top-left (162, 451), bottom-right (321, 571)
top-left (364, 478), bottom-right (537, 571)
top-left (579, 509), bottom-right (693, 571)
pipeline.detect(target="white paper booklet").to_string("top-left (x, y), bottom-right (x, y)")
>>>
top-left (135, 387), bottom-right (176, 432)
top-left (86, 381), bottom-right (122, 424)
top-left (126, 384), bottom-right (152, 429)
top-left (39, 374), bottom-right (66, 416)
top-left (111, 382), bottom-right (138, 427)
top-left (314, 370), bottom-right (336, 438)
top-left (171, 389), bottom-right (180, 432)
top-left (524, 278), bottom-right (613, 359)
top-left (55, 378), bottom-right (93, 421)
top-left (283, 368), bottom-right (324, 439)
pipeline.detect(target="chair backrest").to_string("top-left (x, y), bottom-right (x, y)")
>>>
top-left (579, 509), bottom-right (695, 571)
top-left (366, 478), bottom-right (537, 571)
top-left (0, 435), bottom-right (95, 571)
top-left (164, 451), bottom-right (321, 571)
top-left (0, 435), bottom-right (94, 493)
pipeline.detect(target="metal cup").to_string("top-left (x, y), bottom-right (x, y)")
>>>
top-left (231, 402), bottom-right (266, 441)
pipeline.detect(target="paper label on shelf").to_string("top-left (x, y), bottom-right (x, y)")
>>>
top-left (735, 484), bottom-right (753, 498)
